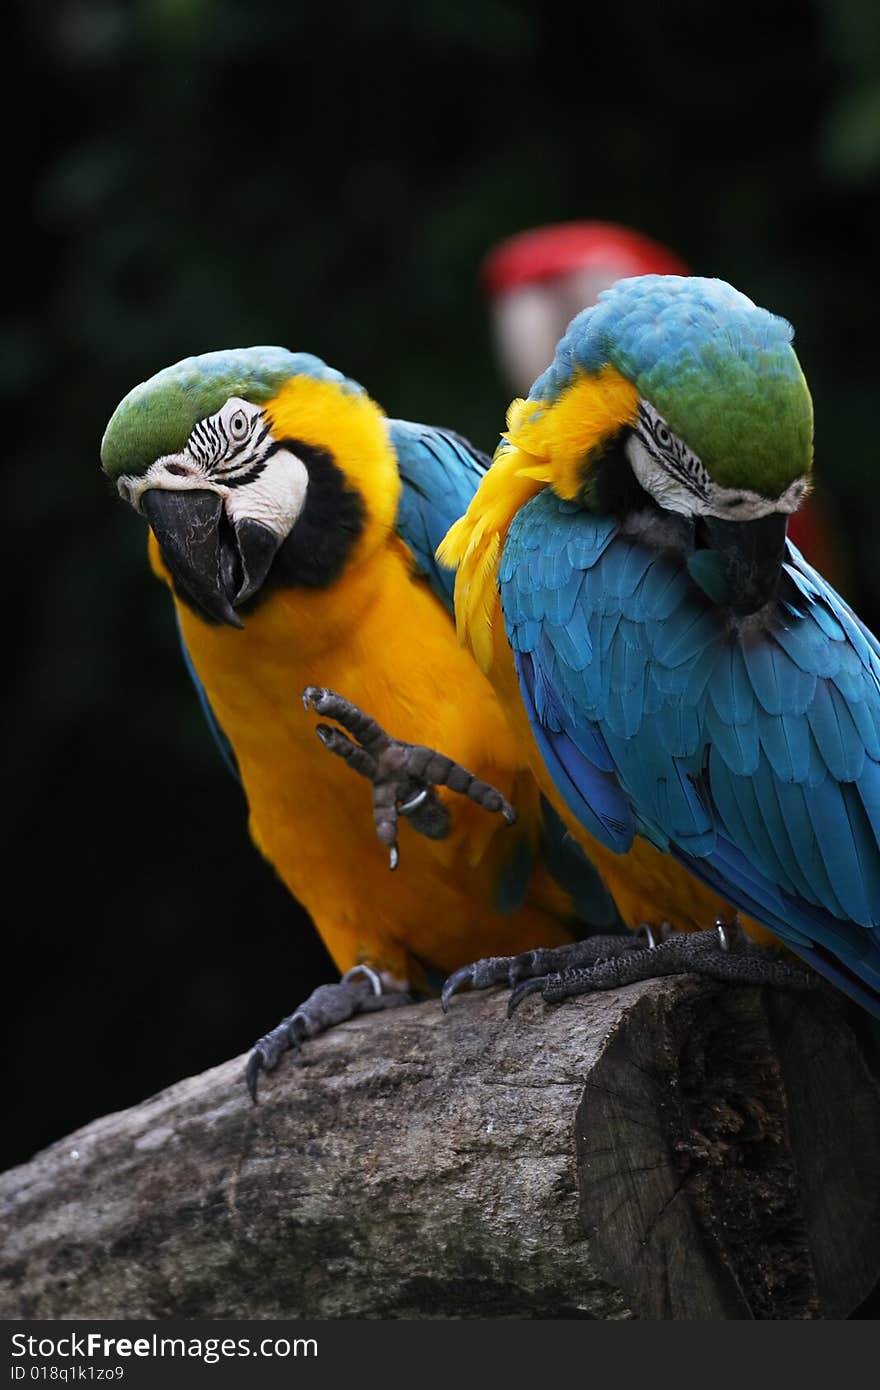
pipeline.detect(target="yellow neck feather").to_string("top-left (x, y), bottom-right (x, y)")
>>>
top-left (506, 364), bottom-right (639, 498)
top-left (438, 441), bottom-right (546, 672)
top-left (438, 365), bottom-right (638, 674)
top-left (263, 373), bottom-right (401, 564)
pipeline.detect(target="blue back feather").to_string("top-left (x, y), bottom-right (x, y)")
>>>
top-left (501, 491), bottom-right (880, 1015)
top-left (176, 614), bottom-right (240, 782)
top-left (389, 420), bottom-right (492, 608)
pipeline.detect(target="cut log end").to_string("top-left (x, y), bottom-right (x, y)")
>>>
top-left (577, 982), bottom-right (880, 1318)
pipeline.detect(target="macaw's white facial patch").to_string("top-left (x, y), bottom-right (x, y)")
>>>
top-left (626, 399), bottom-right (810, 521)
top-left (223, 450), bottom-right (309, 538)
top-left (117, 396), bottom-right (310, 540)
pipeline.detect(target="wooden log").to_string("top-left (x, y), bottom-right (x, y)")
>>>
top-left (1, 977), bottom-right (878, 1320)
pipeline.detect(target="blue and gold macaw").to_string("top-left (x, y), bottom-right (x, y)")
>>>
top-left (101, 349), bottom-right (615, 1091)
top-left (439, 275), bottom-right (880, 1016)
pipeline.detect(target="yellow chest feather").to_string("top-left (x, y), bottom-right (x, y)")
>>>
top-left (152, 533), bottom-right (575, 980)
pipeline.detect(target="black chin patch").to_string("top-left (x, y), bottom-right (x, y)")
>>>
top-left (238, 438), bottom-right (366, 609)
top-left (584, 426), bottom-right (650, 516)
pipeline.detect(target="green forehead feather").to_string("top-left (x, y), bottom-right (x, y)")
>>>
top-left (634, 333), bottom-right (814, 495)
top-left (532, 276), bottom-right (814, 496)
top-left (101, 347), bottom-right (360, 479)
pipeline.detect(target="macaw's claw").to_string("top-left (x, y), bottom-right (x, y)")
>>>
top-left (441, 924), bottom-right (816, 1021)
top-left (506, 924), bottom-right (817, 1015)
top-left (245, 965), bottom-right (412, 1101)
top-left (441, 932), bottom-right (639, 1011)
top-left (303, 685), bottom-right (516, 868)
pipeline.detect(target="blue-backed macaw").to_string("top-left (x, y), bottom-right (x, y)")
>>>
top-left (482, 222), bottom-right (843, 590)
top-left (439, 275), bottom-right (880, 1017)
top-left (100, 348), bottom-right (615, 1091)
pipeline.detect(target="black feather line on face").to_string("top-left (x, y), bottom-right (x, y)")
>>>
top-left (635, 402), bottom-right (712, 503)
top-left (583, 424), bottom-right (694, 556)
top-left (217, 459), bottom-right (269, 489)
top-left (584, 426), bottom-right (653, 518)
top-left (237, 437), bottom-right (366, 608)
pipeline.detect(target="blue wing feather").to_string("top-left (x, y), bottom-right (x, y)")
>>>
top-left (176, 615), bottom-right (240, 782)
top-left (500, 492), bottom-right (880, 1014)
top-left (389, 419), bottom-right (491, 611)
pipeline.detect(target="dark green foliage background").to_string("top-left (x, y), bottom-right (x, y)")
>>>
top-left (5, 0), bottom-right (880, 1172)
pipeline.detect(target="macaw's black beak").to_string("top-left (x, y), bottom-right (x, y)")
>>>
top-left (142, 489), bottom-right (282, 629)
top-left (688, 511), bottom-right (789, 616)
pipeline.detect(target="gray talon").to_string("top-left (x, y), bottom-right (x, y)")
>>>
top-left (507, 977), bottom-right (548, 1015)
top-left (303, 685), bottom-right (517, 869)
top-left (441, 965), bottom-right (473, 1012)
top-left (438, 925), bottom-right (815, 1030)
top-left (440, 933), bottom-right (639, 1015)
top-left (245, 1049), bottom-right (264, 1102)
top-left (342, 964), bottom-right (383, 995)
top-left (246, 970), bottom-right (412, 1100)
top-left (285, 1013), bottom-right (307, 1047)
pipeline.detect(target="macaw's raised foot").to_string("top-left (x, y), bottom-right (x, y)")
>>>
top-left (246, 966), bottom-right (412, 1101)
top-left (303, 686), bottom-right (516, 869)
top-left (442, 923), bottom-right (817, 1017)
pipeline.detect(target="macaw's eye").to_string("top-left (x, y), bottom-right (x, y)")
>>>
top-left (229, 409), bottom-right (250, 441)
top-left (655, 423), bottom-right (672, 449)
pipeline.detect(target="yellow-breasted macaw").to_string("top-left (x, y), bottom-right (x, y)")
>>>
top-left (101, 348), bottom-right (616, 1090)
top-left (438, 275), bottom-right (880, 1017)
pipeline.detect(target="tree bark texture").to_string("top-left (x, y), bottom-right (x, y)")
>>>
top-left (2, 976), bottom-right (879, 1320)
